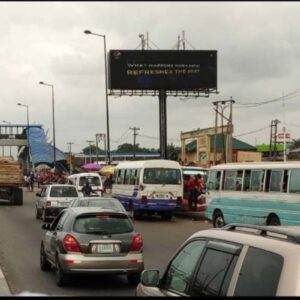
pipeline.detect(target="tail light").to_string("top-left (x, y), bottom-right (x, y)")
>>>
top-left (63, 234), bottom-right (81, 253)
top-left (46, 200), bottom-right (51, 207)
top-left (176, 196), bottom-right (182, 206)
top-left (130, 233), bottom-right (143, 252)
top-left (141, 195), bottom-right (148, 204)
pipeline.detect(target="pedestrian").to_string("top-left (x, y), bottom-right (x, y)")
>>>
top-left (187, 175), bottom-right (195, 211)
top-left (24, 174), bottom-right (30, 191)
top-left (30, 171), bottom-right (35, 192)
top-left (81, 180), bottom-right (93, 196)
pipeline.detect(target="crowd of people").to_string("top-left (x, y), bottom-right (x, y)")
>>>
top-left (183, 174), bottom-right (205, 211)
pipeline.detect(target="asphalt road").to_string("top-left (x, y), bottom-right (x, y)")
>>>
top-left (0, 188), bottom-right (212, 296)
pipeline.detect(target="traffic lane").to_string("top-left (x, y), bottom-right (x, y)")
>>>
top-left (0, 190), bottom-right (212, 295)
top-left (133, 214), bottom-right (212, 273)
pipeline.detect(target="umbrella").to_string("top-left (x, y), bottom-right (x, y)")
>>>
top-left (100, 165), bottom-right (115, 176)
top-left (81, 163), bottom-right (101, 171)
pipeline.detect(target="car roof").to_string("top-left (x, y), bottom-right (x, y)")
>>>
top-left (189, 224), bottom-right (300, 255)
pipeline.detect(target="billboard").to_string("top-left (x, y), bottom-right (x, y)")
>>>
top-left (108, 50), bottom-right (217, 91)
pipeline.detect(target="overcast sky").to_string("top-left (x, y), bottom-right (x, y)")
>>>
top-left (1, 1), bottom-right (300, 156)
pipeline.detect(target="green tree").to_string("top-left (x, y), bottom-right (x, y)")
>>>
top-left (82, 145), bottom-right (104, 155)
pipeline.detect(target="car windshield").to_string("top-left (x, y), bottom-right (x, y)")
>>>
top-left (50, 186), bottom-right (78, 197)
top-left (79, 176), bottom-right (100, 186)
top-left (73, 213), bottom-right (133, 234)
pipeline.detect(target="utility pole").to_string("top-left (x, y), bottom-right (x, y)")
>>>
top-left (67, 142), bottom-right (74, 172)
top-left (212, 98), bottom-right (235, 164)
top-left (129, 127), bottom-right (140, 159)
top-left (269, 119), bottom-right (280, 160)
top-left (86, 140), bottom-right (94, 163)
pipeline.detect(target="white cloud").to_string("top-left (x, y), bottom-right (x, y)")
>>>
top-left (1, 1), bottom-right (300, 157)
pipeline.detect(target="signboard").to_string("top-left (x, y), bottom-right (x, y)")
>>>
top-left (276, 132), bottom-right (291, 142)
top-left (108, 50), bottom-right (217, 91)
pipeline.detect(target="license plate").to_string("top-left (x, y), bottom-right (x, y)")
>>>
top-left (96, 244), bottom-right (114, 253)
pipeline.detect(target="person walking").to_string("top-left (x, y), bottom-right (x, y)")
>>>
top-left (29, 171), bottom-right (35, 192)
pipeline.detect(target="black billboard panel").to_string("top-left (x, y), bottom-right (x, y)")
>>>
top-left (108, 50), bottom-right (217, 91)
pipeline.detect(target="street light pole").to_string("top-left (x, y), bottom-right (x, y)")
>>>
top-left (39, 81), bottom-right (56, 171)
top-left (17, 103), bottom-right (30, 171)
top-left (84, 30), bottom-right (111, 165)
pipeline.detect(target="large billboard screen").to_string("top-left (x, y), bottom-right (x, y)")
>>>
top-left (108, 50), bottom-right (217, 91)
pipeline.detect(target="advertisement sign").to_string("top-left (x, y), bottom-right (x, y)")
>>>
top-left (108, 50), bottom-right (217, 91)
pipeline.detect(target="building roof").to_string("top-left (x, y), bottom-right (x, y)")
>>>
top-left (185, 134), bottom-right (256, 153)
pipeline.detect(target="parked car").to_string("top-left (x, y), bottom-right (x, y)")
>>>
top-left (136, 223), bottom-right (300, 296)
top-left (40, 207), bottom-right (144, 286)
top-left (35, 184), bottom-right (79, 222)
top-left (69, 197), bottom-right (128, 213)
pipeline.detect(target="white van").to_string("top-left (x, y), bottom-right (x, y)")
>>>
top-left (67, 172), bottom-right (103, 196)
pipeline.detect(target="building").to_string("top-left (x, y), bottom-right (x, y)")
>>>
top-left (181, 126), bottom-right (261, 167)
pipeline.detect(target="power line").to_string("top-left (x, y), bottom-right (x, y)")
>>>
top-left (233, 126), bottom-right (270, 138)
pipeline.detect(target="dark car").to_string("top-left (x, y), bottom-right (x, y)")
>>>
top-left (40, 207), bottom-right (144, 286)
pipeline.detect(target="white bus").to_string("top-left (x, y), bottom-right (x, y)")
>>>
top-left (205, 161), bottom-right (300, 227)
top-left (112, 160), bottom-right (183, 220)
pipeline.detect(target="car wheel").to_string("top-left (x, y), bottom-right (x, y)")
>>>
top-left (42, 209), bottom-right (49, 223)
top-left (35, 207), bottom-right (40, 219)
top-left (40, 243), bottom-right (51, 271)
top-left (161, 212), bottom-right (172, 221)
top-left (268, 215), bottom-right (280, 226)
top-left (213, 211), bottom-right (225, 228)
top-left (127, 273), bottom-right (141, 285)
top-left (55, 256), bottom-right (70, 287)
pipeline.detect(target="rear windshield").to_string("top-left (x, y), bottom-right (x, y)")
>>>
top-left (73, 214), bottom-right (133, 234)
top-left (50, 186), bottom-right (78, 197)
top-left (77, 199), bottom-right (122, 211)
top-left (79, 176), bottom-right (101, 187)
top-left (143, 168), bottom-right (182, 185)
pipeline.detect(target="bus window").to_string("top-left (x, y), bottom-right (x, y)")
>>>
top-left (289, 169), bottom-right (300, 193)
top-left (207, 170), bottom-right (221, 191)
top-left (124, 169), bottom-right (130, 185)
top-left (117, 169), bottom-right (125, 184)
top-left (243, 170), bottom-right (251, 191)
top-left (224, 170), bottom-right (236, 191)
top-left (269, 170), bottom-right (283, 192)
top-left (236, 170), bottom-right (243, 191)
top-left (282, 170), bottom-right (289, 193)
top-left (250, 170), bottom-right (263, 191)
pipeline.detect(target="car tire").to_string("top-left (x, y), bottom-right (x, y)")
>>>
top-left (42, 209), bottom-right (49, 223)
top-left (55, 257), bottom-right (70, 287)
top-left (213, 211), bottom-right (225, 228)
top-left (268, 215), bottom-right (281, 226)
top-left (35, 207), bottom-right (40, 219)
top-left (40, 243), bottom-right (51, 271)
top-left (127, 273), bottom-right (141, 285)
top-left (161, 212), bottom-right (172, 221)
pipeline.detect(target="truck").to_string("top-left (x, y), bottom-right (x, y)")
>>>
top-left (0, 156), bottom-right (23, 205)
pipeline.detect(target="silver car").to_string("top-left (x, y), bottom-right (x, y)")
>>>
top-left (35, 184), bottom-right (79, 222)
top-left (40, 207), bottom-right (144, 286)
top-left (137, 223), bottom-right (300, 296)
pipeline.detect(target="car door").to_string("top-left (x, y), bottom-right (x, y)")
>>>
top-left (44, 211), bottom-right (70, 263)
top-left (153, 239), bottom-right (241, 296)
top-left (37, 186), bottom-right (48, 210)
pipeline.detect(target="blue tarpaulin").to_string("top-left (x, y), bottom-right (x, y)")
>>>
top-left (27, 126), bottom-right (66, 165)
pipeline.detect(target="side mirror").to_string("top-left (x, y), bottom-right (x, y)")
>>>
top-left (41, 223), bottom-right (51, 230)
top-left (36, 193), bottom-right (41, 197)
top-left (140, 270), bottom-right (160, 287)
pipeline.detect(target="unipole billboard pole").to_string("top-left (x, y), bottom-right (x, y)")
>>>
top-left (159, 89), bottom-right (167, 159)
